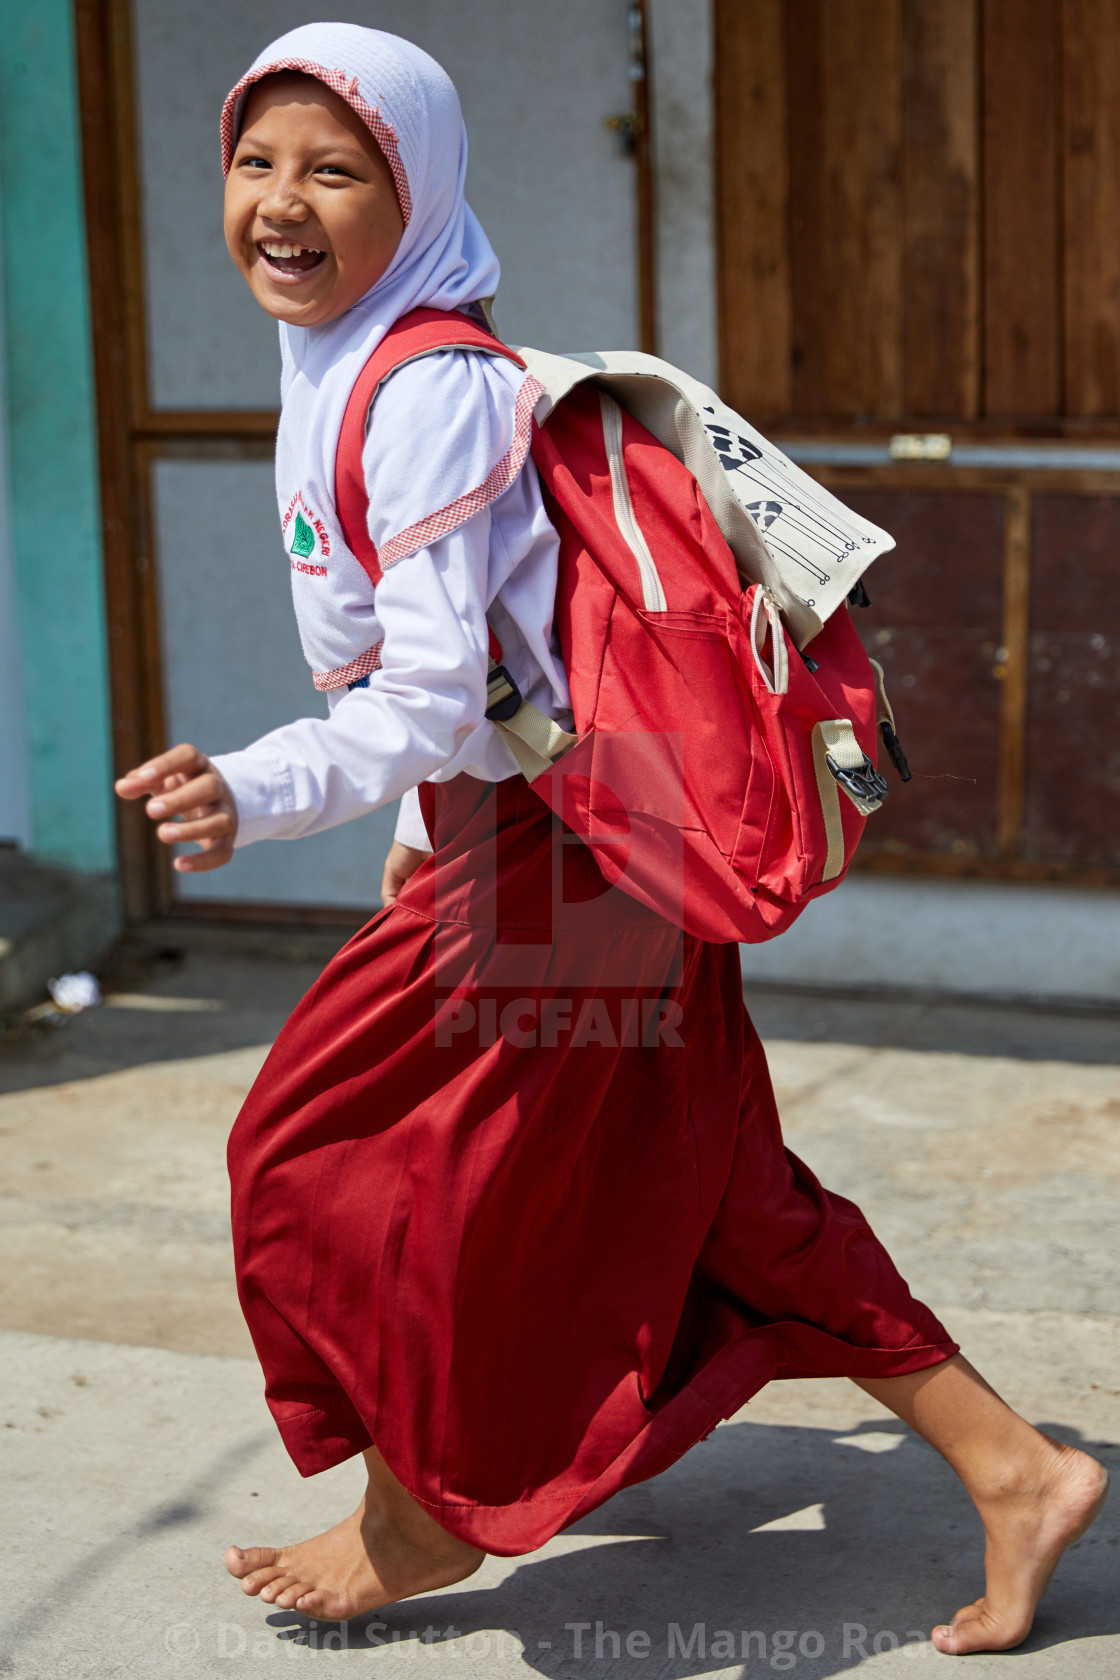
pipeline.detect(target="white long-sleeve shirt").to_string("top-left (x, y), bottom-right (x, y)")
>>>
top-left (211, 451), bottom-right (571, 853)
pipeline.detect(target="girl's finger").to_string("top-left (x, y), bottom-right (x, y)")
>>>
top-left (156, 811), bottom-right (235, 844)
top-left (146, 773), bottom-right (222, 819)
top-left (172, 836), bottom-right (235, 874)
top-left (115, 772), bottom-right (160, 800)
top-left (381, 842), bottom-right (429, 903)
top-left (115, 743), bottom-right (207, 795)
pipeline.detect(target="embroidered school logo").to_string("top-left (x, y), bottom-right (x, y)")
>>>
top-left (290, 510), bottom-right (316, 559)
top-left (282, 491), bottom-right (331, 577)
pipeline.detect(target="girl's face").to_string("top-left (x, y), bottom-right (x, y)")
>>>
top-left (224, 75), bottom-right (405, 328)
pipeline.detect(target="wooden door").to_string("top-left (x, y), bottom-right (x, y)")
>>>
top-left (716, 0), bottom-right (1120, 883)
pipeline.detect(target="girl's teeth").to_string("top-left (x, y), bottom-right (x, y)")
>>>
top-left (260, 240), bottom-right (325, 266)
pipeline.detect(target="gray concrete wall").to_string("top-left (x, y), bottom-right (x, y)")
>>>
top-left (740, 876), bottom-right (1120, 1008)
top-left (649, 0), bottom-right (717, 385)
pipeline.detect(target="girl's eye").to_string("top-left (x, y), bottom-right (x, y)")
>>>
top-left (317, 165), bottom-right (350, 178)
top-left (239, 156), bottom-right (271, 170)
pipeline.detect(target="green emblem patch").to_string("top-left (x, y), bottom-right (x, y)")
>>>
top-left (290, 510), bottom-right (316, 560)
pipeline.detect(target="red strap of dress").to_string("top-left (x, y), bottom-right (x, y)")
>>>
top-left (334, 307), bottom-right (527, 590)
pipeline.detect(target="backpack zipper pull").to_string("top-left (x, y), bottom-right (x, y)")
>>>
top-left (762, 586), bottom-right (821, 673)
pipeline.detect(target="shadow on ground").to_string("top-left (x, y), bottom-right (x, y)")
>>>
top-left (2, 935), bottom-right (1117, 1103)
top-left (3, 1327), bottom-right (1118, 1677)
top-left (262, 1417), bottom-right (1116, 1676)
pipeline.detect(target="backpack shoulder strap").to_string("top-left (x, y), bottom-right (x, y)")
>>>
top-left (335, 306), bottom-right (526, 587)
top-left (334, 308), bottom-right (574, 781)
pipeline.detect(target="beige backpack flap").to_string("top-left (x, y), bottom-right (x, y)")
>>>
top-left (517, 346), bottom-right (895, 652)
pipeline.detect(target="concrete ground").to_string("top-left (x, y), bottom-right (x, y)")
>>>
top-left (1, 931), bottom-right (1118, 1678)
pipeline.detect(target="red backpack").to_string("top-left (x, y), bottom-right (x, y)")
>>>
top-left (336, 308), bottom-right (908, 944)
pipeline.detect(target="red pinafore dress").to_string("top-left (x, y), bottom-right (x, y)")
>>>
top-left (229, 763), bottom-right (956, 1555)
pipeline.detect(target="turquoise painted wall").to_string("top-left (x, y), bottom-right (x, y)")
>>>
top-left (0, 1), bottom-right (115, 872)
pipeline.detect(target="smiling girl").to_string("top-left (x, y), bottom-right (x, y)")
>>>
top-left (227, 72), bottom-right (404, 327)
top-left (115, 22), bottom-right (1105, 1650)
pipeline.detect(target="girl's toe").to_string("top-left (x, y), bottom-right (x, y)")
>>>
top-left (241, 1565), bottom-right (286, 1596)
top-left (226, 1544), bottom-right (268, 1578)
top-left (258, 1574), bottom-right (300, 1604)
top-left (231, 1546), bottom-right (280, 1575)
top-left (272, 1580), bottom-right (312, 1610)
top-left (294, 1589), bottom-right (330, 1619)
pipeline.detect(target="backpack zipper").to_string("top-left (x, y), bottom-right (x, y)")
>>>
top-left (599, 391), bottom-right (667, 611)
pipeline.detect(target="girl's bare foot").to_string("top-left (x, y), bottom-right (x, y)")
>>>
top-left (225, 1447), bottom-right (484, 1620)
top-left (857, 1356), bottom-right (1109, 1656)
top-left (932, 1437), bottom-right (1109, 1655)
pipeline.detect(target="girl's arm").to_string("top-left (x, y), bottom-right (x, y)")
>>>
top-left (206, 506), bottom-right (514, 845)
top-left (114, 511), bottom-right (505, 870)
top-left (116, 745), bottom-right (432, 894)
top-left (115, 355), bottom-right (561, 875)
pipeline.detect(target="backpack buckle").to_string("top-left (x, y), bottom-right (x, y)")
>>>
top-left (825, 752), bottom-right (890, 807)
top-left (486, 664), bottom-right (522, 723)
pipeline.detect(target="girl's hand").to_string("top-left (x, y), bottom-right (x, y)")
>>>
top-left (115, 744), bottom-right (238, 874)
top-left (381, 840), bottom-right (430, 905)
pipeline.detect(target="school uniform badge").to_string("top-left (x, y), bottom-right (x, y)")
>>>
top-left (290, 509), bottom-right (316, 559)
top-left (282, 491), bottom-right (330, 576)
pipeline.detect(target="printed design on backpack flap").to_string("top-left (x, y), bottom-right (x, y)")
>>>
top-left (746, 499), bottom-right (784, 532)
top-left (282, 491), bottom-right (331, 578)
top-left (700, 406), bottom-right (877, 606)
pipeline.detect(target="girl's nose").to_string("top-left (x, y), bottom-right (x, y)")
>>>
top-left (256, 173), bottom-right (308, 222)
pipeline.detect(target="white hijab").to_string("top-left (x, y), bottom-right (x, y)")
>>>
top-left (221, 22), bottom-right (515, 556)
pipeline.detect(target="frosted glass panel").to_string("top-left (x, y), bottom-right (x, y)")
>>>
top-left (132, 0), bottom-right (638, 410)
top-left (152, 458), bottom-right (397, 907)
